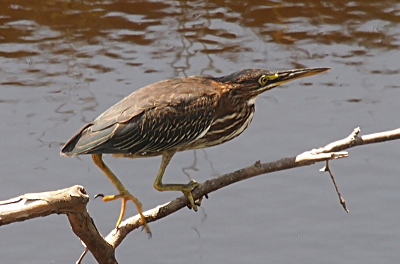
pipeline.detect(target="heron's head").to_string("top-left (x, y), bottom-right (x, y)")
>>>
top-left (213, 67), bottom-right (330, 100)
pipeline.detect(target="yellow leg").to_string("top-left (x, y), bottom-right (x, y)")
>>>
top-left (153, 150), bottom-right (202, 211)
top-left (91, 154), bottom-right (151, 234)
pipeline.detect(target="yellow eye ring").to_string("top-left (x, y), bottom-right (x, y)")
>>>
top-left (258, 73), bottom-right (279, 85)
top-left (258, 75), bottom-right (268, 85)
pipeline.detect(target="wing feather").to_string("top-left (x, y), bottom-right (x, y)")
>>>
top-left (61, 76), bottom-right (220, 156)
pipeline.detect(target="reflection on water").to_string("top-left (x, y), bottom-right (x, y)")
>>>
top-left (1, 1), bottom-right (399, 263)
top-left (1, 1), bottom-right (399, 85)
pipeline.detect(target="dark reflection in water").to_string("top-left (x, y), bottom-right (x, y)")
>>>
top-left (1, 0), bottom-right (399, 81)
top-left (1, 1), bottom-right (399, 264)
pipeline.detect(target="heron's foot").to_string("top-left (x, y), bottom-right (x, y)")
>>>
top-left (95, 191), bottom-right (151, 236)
top-left (190, 193), bottom-right (209, 208)
top-left (181, 179), bottom-right (203, 211)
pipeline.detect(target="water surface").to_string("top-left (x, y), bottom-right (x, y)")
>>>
top-left (1, 1), bottom-right (399, 263)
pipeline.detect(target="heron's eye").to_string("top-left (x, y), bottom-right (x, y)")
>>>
top-left (258, 75), bottom-right (268, 85)
top-left (258, 73), bottom-right (278, 86)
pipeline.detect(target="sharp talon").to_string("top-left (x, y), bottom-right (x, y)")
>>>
top-left (204, 194), bottom-right (209, 199)
top-left (141, 226), bottom-right (153, 238)
top-left (94, 193), bottom-right (104, 199)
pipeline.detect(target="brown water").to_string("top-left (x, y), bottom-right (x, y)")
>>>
top-left (1, 1), bottom-right (399, 263)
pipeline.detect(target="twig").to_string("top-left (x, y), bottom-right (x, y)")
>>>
top-left (320, 160), bottom-right (349, 212)
top-left (76, 248), bottom-right (88, 264)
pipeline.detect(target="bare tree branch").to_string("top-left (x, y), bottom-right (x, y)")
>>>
top-left (1, 127), bottom-right (399, 264)
top-left (0, 185), bottom-right (88, 225)
top-left (104, 127), bottom-right (400, 249)
top-left (0, 186), bottom-right (117, 264)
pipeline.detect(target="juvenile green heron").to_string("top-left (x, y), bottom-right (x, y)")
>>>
top-left (61, 67), bottom-right (330, 234)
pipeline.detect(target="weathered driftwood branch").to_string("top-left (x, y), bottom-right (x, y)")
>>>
top-left (0, 185), bottom-right (88, 225)
top-left (0, 186), bottom-right (117, 264)
top-left (0, 127), bottom-right (399, 264)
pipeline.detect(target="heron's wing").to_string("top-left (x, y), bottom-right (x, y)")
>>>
top-left (61, 76), bottom-right (220, 155)
top-left (111, 92), bottom-right (217, 153)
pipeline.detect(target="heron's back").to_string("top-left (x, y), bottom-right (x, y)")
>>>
top-left (61, 76), bottom-right (220, 157)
